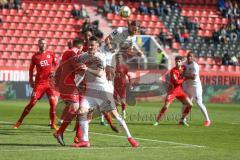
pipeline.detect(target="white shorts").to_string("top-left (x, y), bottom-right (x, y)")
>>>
top-left (183, 84), bottom-right (203, 102)
top-left (108, 80), bottom-right (114, 94)
top-left (81, 84), bottom-right (116, 113)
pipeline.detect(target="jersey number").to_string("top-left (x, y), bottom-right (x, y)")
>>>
top-left (40, 60), bottom-right (50, 67)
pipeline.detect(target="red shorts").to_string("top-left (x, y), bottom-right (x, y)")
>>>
top-left (165, 90), bottom-right (187, 103)
top-left (31, 83), bottom-right (56, 100)
top-left (60, 94), bottom-right (79, 103)
top-left (114, 86), bottom-right (126, 99)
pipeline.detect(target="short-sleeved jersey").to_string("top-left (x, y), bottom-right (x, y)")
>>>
top-left (114, 64), bottom-right (129, 87)
top-left (168, 66), bottom-right (186, 93)
top-left (184, 61), bottom-right (201, 87)
top-left (30, 51), bottom-right (56, 84)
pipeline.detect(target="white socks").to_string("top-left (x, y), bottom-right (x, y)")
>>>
top-left (100, 114), bottom-right (104, 123)
top-left (196, 101), bottom-right (210, 121)
top-left (80, 120), bottom-right (89, 142)
top-left (115, 115), bottom-right (132, 138)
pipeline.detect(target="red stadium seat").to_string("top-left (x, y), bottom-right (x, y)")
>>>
top-left (172, 42), bottom-right (181, 49)
top-left (0, 59), bottom-right (6, 66)
top-left (222, 18), bottom-right (228, 25)
top-left (194, 10), bottom-right (200, 17)
top-left (111, 20), bottom-right (118, 27)
top-left (206, 57), bottom-right (215, 65)
top-left (187, 10), bottom-right (194, 17)
top-left (135, 14), bottom-right (143, 21)
top-left (2, 52), bottom-right (11, 59)
top-left (1, 37), bottom-right (10, 44)
top-left (155, 21), bottom-right (164, 28)
top-left (227, 65), bottom-right (236, 72)
top-left (107, 13), bottom-right (114, 20)
top-left (22, 45), bottom-right (31, 52)
top-left (11, 52), bottom-right (19, 59)
top-left (32, 10), bottom-right (41, 17)
top-left (211, 65), bottom-right (219, 71)
top-left (236, 66), bottom-right (240, 72)
top-left (178, 49), bottom-right (187, 56)
top-left (198, 57), bottom-right (205, 64)
top-left (6, 59), bottom-right (15, 67)
top-left (219, 65), bottom-right (227, 72)
top-left (143, 15), bottom-right (150, 21)
top-left (114, 14), bottom-right (122, 20)
top-left (126, 14), bottom-right (135, 21)
top-left (148, 21), bottom-right (156, 28)
top-left (204, 30), bottom-right (212, 37)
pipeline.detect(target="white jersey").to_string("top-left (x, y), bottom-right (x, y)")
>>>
top-left (184, 61), bottom-right (202, 87)
top-left (80, 52), bottom-right (116, 112)
top-left (100, 43), bottom-right (117, 68)
top-left (76, 52), bottom-right (108, 88)
top-left (109, 27), bottom-right (139, 52)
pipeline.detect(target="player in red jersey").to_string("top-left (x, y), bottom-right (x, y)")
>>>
top-left (53, 38), bottom-right (85, 146)
top-left (114, 54), bottom-right (132, 119)
top-left (153, 56), bottom-right (193, 126)
top-left (13, 38), bottom-right (58, 130)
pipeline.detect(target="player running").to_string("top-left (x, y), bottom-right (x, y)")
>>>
top-left (183, 52), bottom-right (211, 127)
top-left (114, 54), bottom-right (132, 119)
top-left (13, 38), bottom-right (58, 130)
top-left (73, 36), bottom-right (139, 148)
top-left (153, 56), bottom-right (193, 126)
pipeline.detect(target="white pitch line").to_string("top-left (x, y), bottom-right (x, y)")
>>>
top-left (89, 132), bottom-right (205, 148)
top-left (0, 145), bottom-right (197, 152)
top-left (0, 121), bottom-right (206, 148)
top-left (231, 123), bottom-right (240, 125)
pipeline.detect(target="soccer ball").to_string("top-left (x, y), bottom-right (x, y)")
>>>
top-left (120, 6), bottom-right (131, 17)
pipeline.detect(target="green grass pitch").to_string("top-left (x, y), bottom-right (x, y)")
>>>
top-left (0, 100), bottom-right (239, 160)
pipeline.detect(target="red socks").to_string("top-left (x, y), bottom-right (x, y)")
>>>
top-left (121, 103), bottom-right (126, 111)
top-left (57, 107), bottom-right (76, 135)
top-left (49, 98), bottom-right (57, 126)
top-left (104, 112), bottom-right (114, 127)
top-left (181, 105), bottom-right (192, 120)
top-left (75, 116), bottom-right (82, 138)
top-left (156, 107), bottom-right (167, 122)
top-left (18, 99), bottom-right (36, 123)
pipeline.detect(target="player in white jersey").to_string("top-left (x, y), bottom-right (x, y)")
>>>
top-left (105, 21), bottom-right (147, 66)
top-left (99, 42), bottom-right (117, 125)
top-left (72, 36), bottom-right (139, 148)
top-left (183, 52), bottom-right (211, 127)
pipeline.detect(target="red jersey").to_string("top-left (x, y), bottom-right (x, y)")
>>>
top-left (61, 48), bottom-right (81, 86)
top-left (168, 66), bottom-right (186, 93)
top-left (82, 42), bottom-right (88, 52)
top-left (114, 64), bottom-right (130, 87)
top-left (29, 51), bottom-right (57, 84)
top-left (55, 47), bottom-right (83, 99)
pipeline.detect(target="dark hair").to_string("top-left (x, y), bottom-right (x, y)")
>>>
top-left (89, 36), bottom-right (99, 43)
top-left (175, 56), bottom-right (183, 61)
top-left (187, 51), bottom-right (193, 56)
top-left (72, 38), bottom-right (84, 47)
